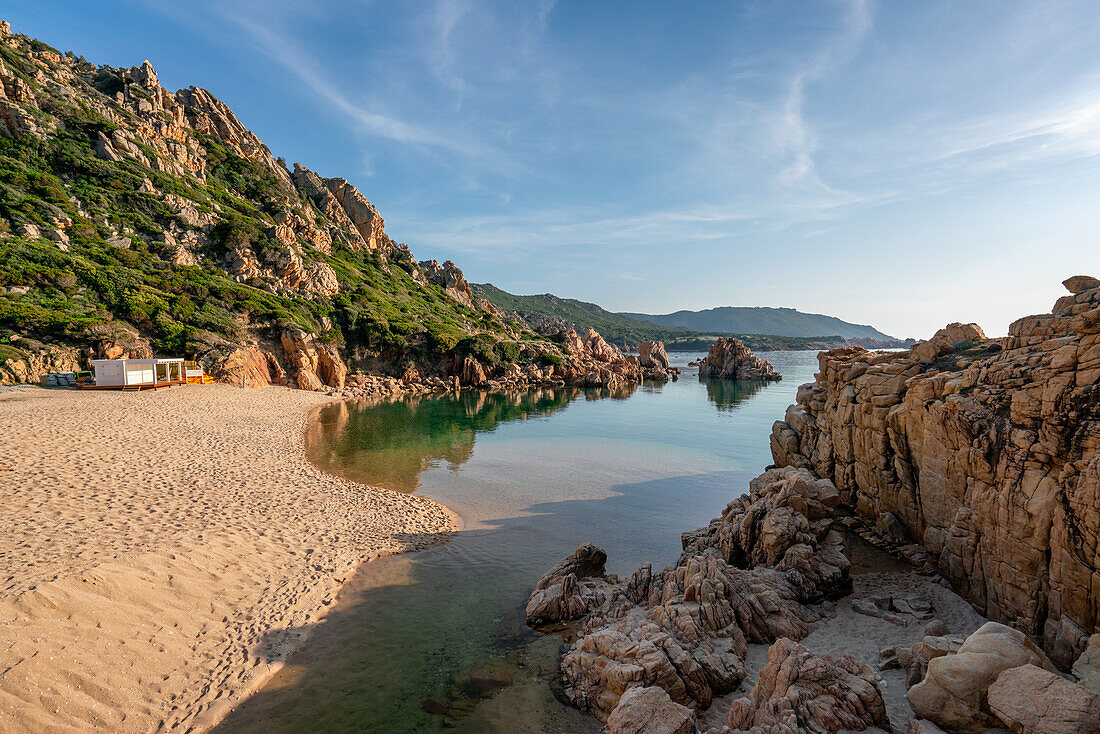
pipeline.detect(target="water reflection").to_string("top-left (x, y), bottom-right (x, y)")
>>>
top-left (306, 385), bottom-right (638, 492)
top-left (701, 378), bottom-right (769, 412)
top-left (219, 351), bottom-right (823, 733)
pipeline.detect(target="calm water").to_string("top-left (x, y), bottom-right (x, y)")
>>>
top-left (217, 351), bottom-right (821, 733)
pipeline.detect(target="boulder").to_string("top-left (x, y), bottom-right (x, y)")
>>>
top-left (606, 686), bottom-right (694, 734)
top-left (880, 633), bottom-right (964, 687)
top-left (725, 638), bottom-right (889, 734)
top-left (987, 663), bottom-right (1100, 734)
top-left (908, 622), bottom-right (1057, 732)
top-left (530, 467), bottom-right (850, 721)
top-left (279, 328), bottom-right (347, 390)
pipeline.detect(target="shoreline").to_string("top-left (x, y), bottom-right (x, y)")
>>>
top-left (0, 385), bottom-right (459, 733)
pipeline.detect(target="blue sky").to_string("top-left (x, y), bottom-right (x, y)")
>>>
top-left (6, 1), bottom-right (1100, 338)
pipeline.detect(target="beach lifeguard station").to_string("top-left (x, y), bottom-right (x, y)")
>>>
top-left (87, 358), bottom-right (187, 390)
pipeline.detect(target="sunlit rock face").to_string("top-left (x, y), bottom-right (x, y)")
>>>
top-left (770, 276), bottom-right (1100, 664)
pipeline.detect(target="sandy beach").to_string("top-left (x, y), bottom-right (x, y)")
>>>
top-left (0, 384), bottom-right (458, 733)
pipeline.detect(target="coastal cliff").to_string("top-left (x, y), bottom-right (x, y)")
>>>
top-left (770, 275), bottom-right (1100, 665)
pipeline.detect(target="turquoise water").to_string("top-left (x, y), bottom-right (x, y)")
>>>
top-left (216, 351), bottom-right (820, 733)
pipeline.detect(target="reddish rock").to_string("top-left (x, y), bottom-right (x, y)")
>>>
top-left (698, 338), bottom-right (780, 381)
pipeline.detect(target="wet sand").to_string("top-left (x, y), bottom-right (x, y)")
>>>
top-left (0, 385), bottom-right (457, 733)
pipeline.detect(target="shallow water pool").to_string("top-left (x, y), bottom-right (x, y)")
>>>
top-left (216, 351), bottom-right (820, 733)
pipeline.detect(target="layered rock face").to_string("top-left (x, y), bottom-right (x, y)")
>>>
top-left (770, 277), bottom-right (1100, 662)
top-left (526, 467), bottom-right (868, 725)
top-left (697, 338), bottom-right (780, 381)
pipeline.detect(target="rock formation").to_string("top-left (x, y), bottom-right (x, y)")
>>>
top-left (279, 328), bottom-right (348, 391)
top-left (527, 466), bottom-right (860, 723)
top-left (720, 638), bottom-right (890, 734)
top-left (419, 259), bottom-right (475, 307)
top-left (769, 277), bottom-right (1100, 663)
top-left (697, 338), bottom-right (781, 381)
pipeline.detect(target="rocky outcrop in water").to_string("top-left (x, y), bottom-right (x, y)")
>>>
top-left (769, 276), bottom-right (1100, 665)
top-left (697, 338), bottom-right (780, 381)
top-left (639, 341), bottom-right (670, 370)
top-left (527, 467), bottom-right (864, 724)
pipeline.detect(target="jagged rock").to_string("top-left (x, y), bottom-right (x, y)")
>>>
top-left (908, 622), bottom-right (1058, 732)
top-left (292, 163), bottom-right (367, 249)
top-left (177, 85), bottom-right (291, 185)
top-left (638, 341), bottom-right (670, 370)
top-left (910, 322), bottom-right (986, 363)
top-left (723, 638), bottom-right (889, 734)
top-left (987, 663), bottom-right (1100, 734)
top-left (214, 346), bottom-right (285, 387)
top-left (324, 177), bottom-right (390, 253)
top-left (684, 466), bottom-right (851, 604)
top-left (880, 633), bottom-right (964, 687)
top-left (697, 338), bottom-right (780, 381)
top-left (419, 259), bottom-right (474, 306)
top-left (607, 686), bottom-right (694, 734)
top-left (458, 356), bottom-right (488, 387)
top-left (530, 467), bottom-right (849, 721)
top-left (767, 278), bottom-right (1100, 655)
top-left (525, 543), bottom-right (615, 626)
top-left (279, 328), bottom-right (347, 391)
top-left (583, 328), bottom-right (621, 362)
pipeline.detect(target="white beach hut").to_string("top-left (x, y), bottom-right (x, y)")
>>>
top-left (89, 358), bottom-right (186, 390)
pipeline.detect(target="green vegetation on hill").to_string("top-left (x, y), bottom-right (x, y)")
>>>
top-left (0, 28), bottom-right (544, 377)
top-left (471, 283), bottom-right (695, 346)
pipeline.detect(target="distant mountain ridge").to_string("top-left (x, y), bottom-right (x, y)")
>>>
top-left (473, 283), bottom-right (910, 351)
top-left (619, 306), bottom-right (895, 340)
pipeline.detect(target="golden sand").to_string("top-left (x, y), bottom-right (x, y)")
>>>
top-left (0, 385), bottom-right (457, 733)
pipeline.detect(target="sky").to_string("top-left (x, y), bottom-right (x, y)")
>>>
top-left (4, 0), bottom-right (1100, 338)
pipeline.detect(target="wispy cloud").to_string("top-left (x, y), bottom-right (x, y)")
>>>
top-left (136, 0), bottom-right (513, 168)
top-left (776, 0), bottom-right (871, 194)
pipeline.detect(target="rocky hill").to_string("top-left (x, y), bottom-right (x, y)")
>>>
top-left (0, 22), bottom-right (657, 391)
top-left (473, 282), bottom-right (913, 352)
top-left (621, 305), bottom-right (896, 340)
